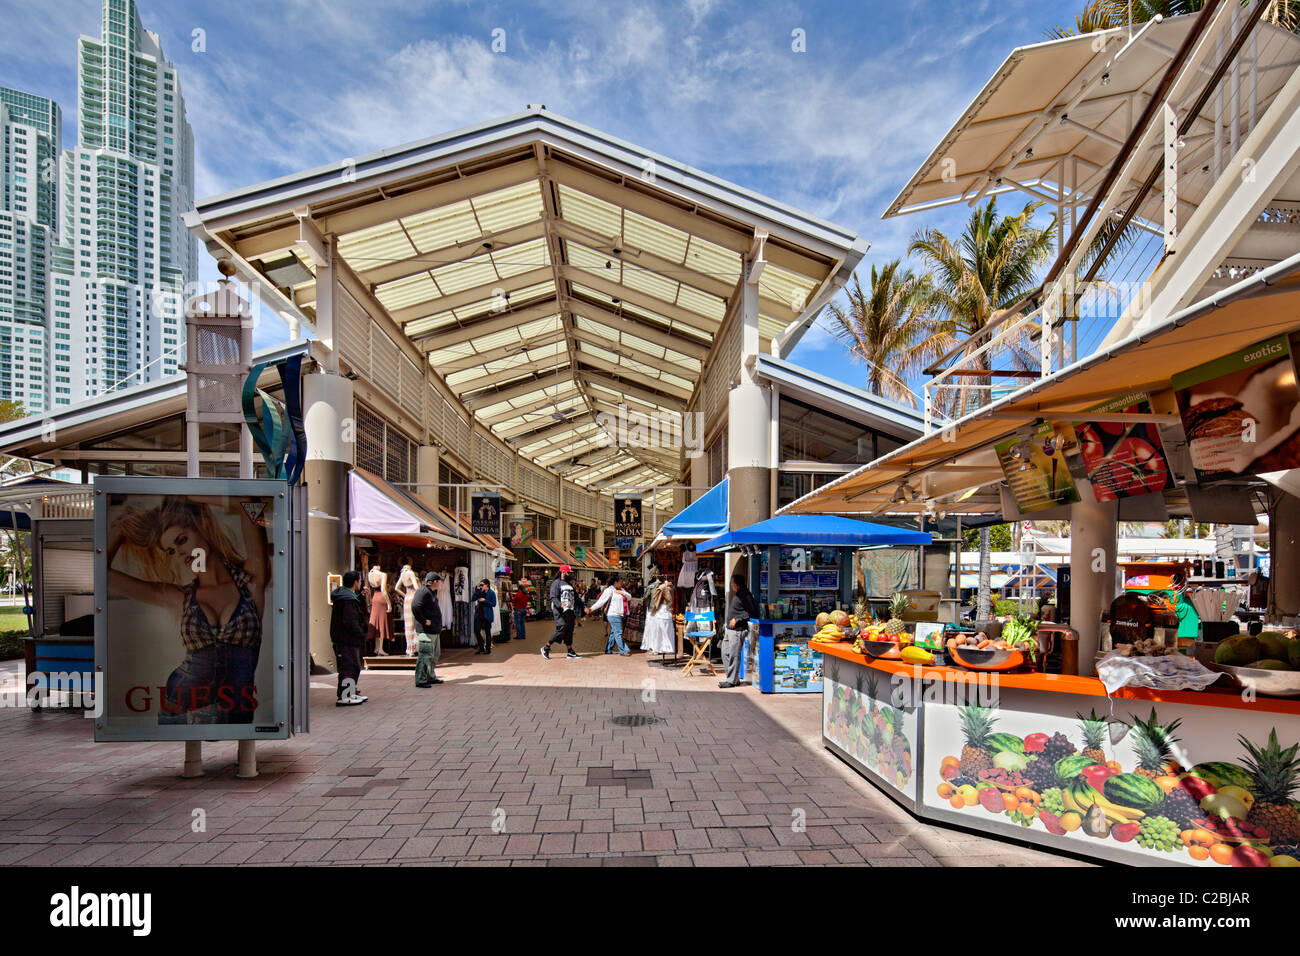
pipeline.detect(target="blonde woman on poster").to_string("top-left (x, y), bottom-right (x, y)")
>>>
top-left (106, 495), bottom-right (270, 725)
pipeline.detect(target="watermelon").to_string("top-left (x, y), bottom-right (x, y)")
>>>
top-left (1189, 762), bottom-right (1253, 792)
top-left (987, 733), bottom-right (1026, 755)
top-left (1055, 754), bottom-right (1101, 782)
top-left (1103, 772), bottom-right (1164, 812)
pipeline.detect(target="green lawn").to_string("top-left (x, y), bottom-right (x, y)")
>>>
top-left (0, 605), bottom-right (30, 660)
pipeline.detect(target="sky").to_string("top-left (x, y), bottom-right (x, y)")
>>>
top-left (0, 0), bottom-right (1094, 405)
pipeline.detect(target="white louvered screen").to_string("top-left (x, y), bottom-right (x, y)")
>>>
top-left (399, 356), bottom-right (423, 421)
top-left (337, 288), bottom-right (371, 379)
top-left (372, 330), bottom-right (401, 395)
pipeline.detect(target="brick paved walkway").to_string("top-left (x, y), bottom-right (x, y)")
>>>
top-left (0, 618), bottom-right (1087, 866)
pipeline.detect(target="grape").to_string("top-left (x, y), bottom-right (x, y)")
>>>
top-left (1136, 815), bottom-right (1180, 852)
top-left (1040, 787), bottom-right (1065, 817)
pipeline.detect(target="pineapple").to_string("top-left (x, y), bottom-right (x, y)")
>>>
top-left (1128, 708), bottom-right (1183, 780)
top-left (1239, 729), bottom-right (1300, 845)
top-left (1077, 709), bottom-right (1108, 765)
top-left (957, 705), bottom-right (997, 779)
top-left (884, 592), bottom-right (909, 636)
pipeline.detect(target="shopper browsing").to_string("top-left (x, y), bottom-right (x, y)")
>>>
top-left (540, 565), bottom-right (580, 659)
top-left (719, 573), bottom-right (758, 688)
top-left (473, 578), bottom-right (497, 655)
top-left (511, 584), bottom-right (530, 644)
top-left (590, 576), bottom-right (631, 656)
top-left (329, 571), bottom-right (369, 705)
top-left (411, 572), bottom-right (445, 687)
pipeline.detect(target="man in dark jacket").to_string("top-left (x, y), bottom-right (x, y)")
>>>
top-left (330, 571), bottom-right (368, 705)
top-left (473, 578), bottom-right (497, 655)
top-left (411, 572), bottom-right (445, 687)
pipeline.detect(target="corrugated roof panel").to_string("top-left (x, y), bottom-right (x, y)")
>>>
top-left (376, 273), bottom-right (439, 311)
top-left (425, 342), bottom-right (478, 365)
top-left (338, 220), bottom-right (416, 264)
top-left (760, 262), bottom-right (818, 312)
top-left (400, 199), bottom-right (479, 252)
top-left (621, 262), bottom-right (678, 304)
top-left (565, 242), bottom-right (610, 273)
top-left (617, 331), bottom-right (666, 360)
top-left (448, 281), bottom-right (555, 320)
top-left (431, 255), bottom-right (500, 295)
top-left (472, 181), bottom-right (543, 234)
top-left (624, 209), bottom-right (688, 263)
top-left (557, 185), bottom-right (621, 240)
top-left (674, 284), bottom-right (725, 322)
top-left (684, 235), bottom-right (741, 282)
top-left (494, 237), bottom-right (549, 277)
top-left (516, 315), bottom-right (562, 340)
top-left (759, 313), bottom-right (787, 342)
top-left (569, 282), bottom-right (618, 305)
top-left (403, 310), bottom-right (457, 338)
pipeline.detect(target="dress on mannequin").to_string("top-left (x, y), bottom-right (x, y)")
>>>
top-left (642, 581), bottom-right (676, 654)
top-left (366, 566), bottom-right (393, 656)
top-left (394, 563), bottom-right (419, 655)
top-left (435, 575), bottom-right (453, 630)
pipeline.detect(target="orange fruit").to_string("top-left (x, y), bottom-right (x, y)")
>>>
top-left (937, 782), bottom-right (955, 800)
top-left (940, 756), bottom-right (960, 771)
top-left (1188, 845), bottom-right (1210, 862)
top-left (1106, 761), bottom-right (1122, 772)
top-left (1209, 843), bottom-right (1234, 866)
top-left (1154, 775), bottom-right (1180, 795)
top-left (1002, 793), bottom-right (1019, 812)
top-left (948, 794), bottom-right (964, 809)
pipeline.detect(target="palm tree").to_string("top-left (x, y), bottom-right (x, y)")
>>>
top-left (824, 261), bottom-right (930, 407)
top-left (1051, 1), bottom-right (1297, 38)
top-left (906, 197), bottom-right (1056, 420)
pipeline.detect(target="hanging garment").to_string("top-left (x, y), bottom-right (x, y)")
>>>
top-left (435, 576), bottom-right (453, 627)
top-left (677, 549), bottom-right (698, 588)
top-left (453, 567), bottom-right (470, 603)
top-left (455, 601), bottom-right (472, 646)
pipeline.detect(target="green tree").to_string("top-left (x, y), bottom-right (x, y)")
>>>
top-left (1051, 1), bottom-right (1297, 38)
top-left (962, 523), bottom-right (1014, 551)
top-left (907, 198), bottom-right (1056, 420)
top-left (824, 261), bottom-right (931, 407)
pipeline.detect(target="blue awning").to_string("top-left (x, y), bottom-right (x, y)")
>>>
top-left (699, 514), bottom-right (931, 551)
top-left (661, 477), bottom-right (728, 539)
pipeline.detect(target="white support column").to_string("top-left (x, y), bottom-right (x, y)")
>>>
top-left (1069, 496), bottom-right (1118, 676)
top-left (1163, 101), bottom-right (1179, 253)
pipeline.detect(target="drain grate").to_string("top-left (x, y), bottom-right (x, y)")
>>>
top-left (610, 714), bottom-right (661, 727)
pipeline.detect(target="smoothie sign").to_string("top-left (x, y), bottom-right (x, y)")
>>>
top-left (995, 424), bottom-right (1080, 513)
top-left (1074, 392), bottom-right (1172, 501)
top-left (1172, 335), bottom-right (1300, 481)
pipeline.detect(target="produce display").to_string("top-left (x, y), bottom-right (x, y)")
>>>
top-left (823, 663), bottom-right (914, 791)
top-left (933, 703), bottom-right (1300, 866)
top-left (1214, 631), bottom-right (1300, 670)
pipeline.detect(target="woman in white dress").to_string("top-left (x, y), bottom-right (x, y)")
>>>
top-left (642, 579), bottom-right (677, 655)
top-left (394, 558), bottom-right (420, 656)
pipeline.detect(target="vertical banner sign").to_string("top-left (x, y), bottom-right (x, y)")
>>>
top-left (1073, 392), bottom-right (1172, 501)
top-left (471, 492), bottom-right (501, 537)
top-left (505, 516), bottom-right (534, 548)
top-left (994, 423), bottom-right (1081, 513)
top-left (1172, 335), bottom-right (1300, 482)
top-left (614, 495), bottom-right (642, 540)
top-left (94, 476), bottom-right (291, 742)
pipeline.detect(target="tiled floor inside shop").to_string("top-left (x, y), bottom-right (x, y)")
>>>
top-left (0, 619), bottom-right (1087, 866)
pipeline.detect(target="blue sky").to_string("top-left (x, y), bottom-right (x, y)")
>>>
top-left (0, 0), bottom-right (1092, 403)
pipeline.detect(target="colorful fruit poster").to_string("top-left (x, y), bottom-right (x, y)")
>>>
top-left (823, 656), bottom-right (918, 806)
top-left (995, 423), bottom-right (1081, 513)
top-left (1073, 393), bottom-right (1172, 501)
top-left (1172, 335), bottom-right (1300, 481)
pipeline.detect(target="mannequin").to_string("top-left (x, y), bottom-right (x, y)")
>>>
top-left (394, 558), bottom-right (420, 656)
top-left (367, 565), bottom-right (393, 656)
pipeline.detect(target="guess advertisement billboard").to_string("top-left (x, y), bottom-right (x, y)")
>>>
top-left (94, 477), bottom-right (291, 742)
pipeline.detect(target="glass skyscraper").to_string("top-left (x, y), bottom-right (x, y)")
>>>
top-left (50, 0), bottom-right (196, 406)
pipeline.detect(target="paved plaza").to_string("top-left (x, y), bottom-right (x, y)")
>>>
top-left (0, 620), bottom-right (1085, 867)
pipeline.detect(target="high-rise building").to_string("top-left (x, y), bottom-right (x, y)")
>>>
top-left (50, 0), bottom-right (196, 406)
top-left (0, 87), bottom-right (62, 414)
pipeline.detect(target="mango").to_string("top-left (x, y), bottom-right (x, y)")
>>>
top-left (1251, 659), bottom-right (1289, 670)
top-left (1214, 634), bottom-right (1261, 667)
top-left (1287, 639), bottom-right (1300, 670)
top-left (1257, 630), bottom-right (1289, 661)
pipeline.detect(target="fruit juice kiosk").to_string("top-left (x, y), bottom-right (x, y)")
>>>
top-left (698, 516), bottom-right (931, 695)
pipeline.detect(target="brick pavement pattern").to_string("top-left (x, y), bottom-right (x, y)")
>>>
top-left (0, 617), bottom-right (1088, 867)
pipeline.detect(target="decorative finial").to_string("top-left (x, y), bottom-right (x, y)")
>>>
top-left (217, 259), bottom-right (237, 278)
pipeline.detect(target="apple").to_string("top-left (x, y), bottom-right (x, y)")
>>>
top-left (1023, 733), bottom-right (1049, 754)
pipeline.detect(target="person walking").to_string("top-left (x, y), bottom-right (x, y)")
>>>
top-left (719, 573), bottom-right (758, 689)
top-left (329, 571), bottom-right (369, 705)
top-left (589, 575), bottom-right (631, 656)
top-left (511, 583), bottom-right (530, 644)
top-left (540, 565), bottom-right (579, 660)
top-left (411, 572), bottom-right (445, 687)
top-left (473, 578), bottom-right (497, 655)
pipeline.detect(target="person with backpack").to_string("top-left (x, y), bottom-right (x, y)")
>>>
top-left (540, 565), bottom-right (580, 660)
top-left (411, 572), bottom-right (445, 688)
top-left (329, 571), bottom-right (369, 706)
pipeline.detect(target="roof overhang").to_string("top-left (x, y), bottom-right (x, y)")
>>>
top-left (186, 107), bottom-right (867, 491)
top-left (781, 251), bottom-right (1300, 518)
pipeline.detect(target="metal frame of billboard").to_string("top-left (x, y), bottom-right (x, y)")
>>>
top-left (93, 476), bottom-right (295, 742)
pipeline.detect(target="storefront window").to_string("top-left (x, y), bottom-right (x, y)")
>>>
top-left (569, 522), bottom-right (594, 549)
top-left (438, 461), bottom-right (465, 510)
top-left (779, 397), bottom-right (905, 465)
top-left (777, 471), bottom-right (848, 510)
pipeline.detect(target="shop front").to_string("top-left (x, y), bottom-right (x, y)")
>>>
top-left (699, 515), bottom-right (931, 694)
